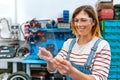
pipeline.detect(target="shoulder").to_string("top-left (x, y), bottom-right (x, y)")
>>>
top-left (96, 37), bottom-right (111, 52)
top-left (93, 37), bottom-right (110, 47)
top-left (62, 38), bottom-right (77, 49)
top-left (64, 38), bottom-right (76, 45)
top-left (99, 38), bottom-right (110, 48)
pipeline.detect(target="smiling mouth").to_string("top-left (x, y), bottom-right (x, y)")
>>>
top-left (78, 26), bottom-right (85, 31)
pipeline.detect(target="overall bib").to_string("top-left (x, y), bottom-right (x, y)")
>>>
top-left (66, 38), bottom-right (102, 80)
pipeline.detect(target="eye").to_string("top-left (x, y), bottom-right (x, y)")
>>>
top-left (73, 19), bottom-right (79, 22)
top-left (80, 18), bottom-right (87, 22)
top-left (73, 17), bottom-right (92, 23)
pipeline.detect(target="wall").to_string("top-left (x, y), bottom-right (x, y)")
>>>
top-left (0, 0), bottom-right (120, 40)
top-left (16, 0), bottom-right (98, 23)
top-left (0, 0), bottom-right (120, 23)
top-left (0, 0), bottom-right (15, 23)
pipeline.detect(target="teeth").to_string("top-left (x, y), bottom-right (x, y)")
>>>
top-left (78, 26), bottom-right (84, 29)
top-left (81, 26), bottom-right (84, 29)
top-left (77, 26), bottom-right (85, 32)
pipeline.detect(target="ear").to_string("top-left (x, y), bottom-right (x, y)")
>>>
top-left (92, 20), bottom-right (96, 26)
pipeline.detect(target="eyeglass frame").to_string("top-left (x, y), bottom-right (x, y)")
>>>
top-left (73, 17), bottom-right (93, 25)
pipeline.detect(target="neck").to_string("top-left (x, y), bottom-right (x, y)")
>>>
top-left (78, 35), bottom-right (93, 45)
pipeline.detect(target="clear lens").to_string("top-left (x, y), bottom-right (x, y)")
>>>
top-left (73, 18), bottom-right (92, 25)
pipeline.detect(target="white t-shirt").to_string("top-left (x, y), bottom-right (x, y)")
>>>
top-left (58, 37), bottom-right (111, 80)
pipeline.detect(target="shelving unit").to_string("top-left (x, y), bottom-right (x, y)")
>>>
top-left (100, 20), bottom-right (120, 80)
top-left (22, 28), bottom-right (75, 79)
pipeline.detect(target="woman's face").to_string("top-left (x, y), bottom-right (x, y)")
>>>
top-left (73, 11), bottom-right (94, 37)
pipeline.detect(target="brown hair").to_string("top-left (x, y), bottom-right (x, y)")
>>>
top-left (70, 5), bottom-right (101, 38)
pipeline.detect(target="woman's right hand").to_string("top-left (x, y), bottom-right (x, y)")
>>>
top-left (38, 47), bottom-right (53, 61)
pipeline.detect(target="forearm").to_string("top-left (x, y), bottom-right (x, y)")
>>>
top-left (69, 67), bottom-right (95, 80)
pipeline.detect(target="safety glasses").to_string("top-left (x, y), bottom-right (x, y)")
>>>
top-left (73, 17), bottom-right (93, 25)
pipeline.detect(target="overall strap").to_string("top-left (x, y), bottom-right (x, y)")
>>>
top-left (84, 38), bottom-right (102, 69)
top-left (66, 38), bottom-right (76, 61)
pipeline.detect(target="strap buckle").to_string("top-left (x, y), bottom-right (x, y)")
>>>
top-left (91, 47), bottom-right (97, 52)
top-left (84, 64), bottom-right (91, 70)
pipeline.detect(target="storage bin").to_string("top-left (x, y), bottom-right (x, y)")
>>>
top-left (108, 71), bottom-right (117, 78)
top-left (98, 9), bottom-right (114, 20)
top-left (99, 20), bottom-right (120, 36)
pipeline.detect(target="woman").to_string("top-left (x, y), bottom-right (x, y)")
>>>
top-left (38, 5), bottom-right (111, 80)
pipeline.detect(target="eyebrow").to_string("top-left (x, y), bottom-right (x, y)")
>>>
top-left (74, 17), bottom-right (91, 19)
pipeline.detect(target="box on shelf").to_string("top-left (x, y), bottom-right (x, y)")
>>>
top-left (98, 9), bottom-right (114, 20)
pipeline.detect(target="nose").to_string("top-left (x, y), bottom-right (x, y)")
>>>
top-left (75, 22), bottom-right (83, 26)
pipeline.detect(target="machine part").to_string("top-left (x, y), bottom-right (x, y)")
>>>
top-left (7, 71), bottom-right (31, 80)
top-left (30, 19), bottom-right (40, 28)
top-left (0, 45), bottom-right (18, 58)
top-left (10, 24), bottom-right (20, 40)
top-left (0, 73), bottom-right (11, 80)
top-left (16, 47), bottom-right (29, 57)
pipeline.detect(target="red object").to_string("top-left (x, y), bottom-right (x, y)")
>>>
top-left (24, 23), bottom-right (30, 39)
top-left (32, 72), bottom-right (46, 77)
top-left (98, 9), bottom-right (114, 20)
top-left (57, 18), bottom-right (63, 22)
top-left (24, 36), bottom-right (29, 40)
top-left (36, 32), bottom-right (45, 37)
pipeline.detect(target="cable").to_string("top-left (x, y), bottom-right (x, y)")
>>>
top-left (0, 18), bottom-right (11, 31)
top-left (16, 40), bottom-right (28, 57)
top-left (19, 22), bottom-right (26, 37)
top-left (0, 18), bottom-right (11, 39)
